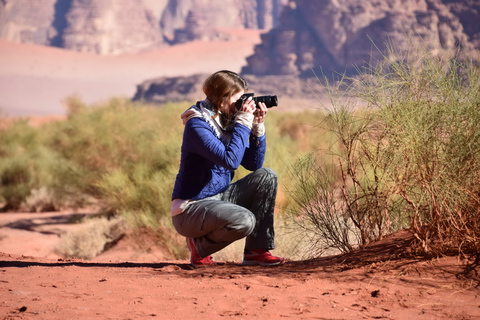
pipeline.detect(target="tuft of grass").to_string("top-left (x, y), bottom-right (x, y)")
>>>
top-left (56, 216), bottom-right (126, 259)
top-left (20, 187), bottom-right (57, 212)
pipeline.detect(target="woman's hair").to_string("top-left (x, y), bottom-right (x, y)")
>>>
top-left (203, 70), bottom-right (247, 126)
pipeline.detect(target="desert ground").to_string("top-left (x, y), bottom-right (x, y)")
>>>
top-left (1, 30), bottom-right (479, 319)
top-left (1, 210), bottom-right (479, 319)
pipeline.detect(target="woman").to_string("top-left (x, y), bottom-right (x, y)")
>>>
top-left (171, 70), bottom-right (284, 266)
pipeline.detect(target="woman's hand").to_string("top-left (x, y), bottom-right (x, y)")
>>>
top-left (239, 96), bottom-right (256, 114)
top-left (253, 102), bottom-right (268, 124)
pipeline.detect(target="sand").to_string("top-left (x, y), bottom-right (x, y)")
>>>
top-left (0, 28), bottom-right (263, 116)
top-left (1, 210), bottom-right (479, 319)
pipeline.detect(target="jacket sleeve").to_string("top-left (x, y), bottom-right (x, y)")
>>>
top-left (241, 134), bottom-right (266, 171)
top-left (184, 118), bottom-right (251, 170)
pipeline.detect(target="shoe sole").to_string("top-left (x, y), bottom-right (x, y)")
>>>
top-left (241, 259), bottom-right (285, 266)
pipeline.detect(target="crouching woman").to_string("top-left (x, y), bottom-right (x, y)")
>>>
top-left (171, 70), bottom-right (284, 266)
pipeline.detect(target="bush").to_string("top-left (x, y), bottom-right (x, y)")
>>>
top-left (46, 98), bottom-right (185, 224)
top-left (288, 39), bottom-right (480, 257)
top-left (0, 119), bottom-right (84, 211)
top-left (361, 42), bottom-right (480, 256)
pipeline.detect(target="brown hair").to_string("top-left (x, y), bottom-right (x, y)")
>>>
top-left (203, 70), bottom-right (247, 127)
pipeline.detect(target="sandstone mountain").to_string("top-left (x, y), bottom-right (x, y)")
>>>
top-left (0, 0), bottom-right (286, 54)
top-left (61, 0), bottom-right (163, 55)
top-left (133, 0), bottom-right (480, 105)
top-left (243, 0), bottom-right (480, 76)
top-left (160, 0), bottom-right (287, 43)
top-left (1, 0), bottom-right (477, 66)
top-left (2, 0), bottom-right (479, 107)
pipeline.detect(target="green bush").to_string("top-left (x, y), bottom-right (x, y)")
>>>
top-left (361, 42), bottom-right (480, 256)
top-left (45, 98), bottom-right (184, 223)
top-left (0, 119), bottom-right (83, 211)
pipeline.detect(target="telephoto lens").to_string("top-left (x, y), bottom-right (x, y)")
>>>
top-left (253, 95), bottom-right (278, 108)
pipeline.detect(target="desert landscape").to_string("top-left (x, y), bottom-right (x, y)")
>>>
top-left (1, 0), bottom-right (480, 318)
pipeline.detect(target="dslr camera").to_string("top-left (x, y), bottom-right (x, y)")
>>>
top-left (235, 93), bottom-right (278, 110)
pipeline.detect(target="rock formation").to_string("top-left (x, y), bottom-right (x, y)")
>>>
top-left (242, 0), bottom-right (480, 76)
top-left (61, 0), bottom-right (164, 55)
top-left (0, 0), bottom-right (57, 46)
top-left (0, 0), bottom-right (287, 54)
top-left (133, 74), bottom-right (206, 103)
top-left (160, 0), bottom-right (287, 42)
top-left (444, 0), bottom-right (480, 48)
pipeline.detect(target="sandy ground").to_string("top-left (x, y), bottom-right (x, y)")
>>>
top-left (0, 211), bottom-right (479, 320)
top-left (0, 28), bottom-right (263, 116)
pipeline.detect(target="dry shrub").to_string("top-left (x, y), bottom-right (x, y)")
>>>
top-left (56, 216), bottom-right (126, 260)
top-left (287, 39), bottom-right (480, 259)
top-left (20, 187), bottom-right (57, 212)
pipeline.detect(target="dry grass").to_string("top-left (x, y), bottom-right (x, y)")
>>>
top-left (56, 216), bottom-right (126, 259)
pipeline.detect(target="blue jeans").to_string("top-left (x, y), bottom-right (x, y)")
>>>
top-left (172, 167), bottom-right (277, 258)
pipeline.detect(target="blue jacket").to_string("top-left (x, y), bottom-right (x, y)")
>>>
top-left (171, 102), bottom-right (266, 201)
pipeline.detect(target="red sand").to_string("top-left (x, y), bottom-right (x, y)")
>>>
top-left (0, 211), bottom-right (479, 320)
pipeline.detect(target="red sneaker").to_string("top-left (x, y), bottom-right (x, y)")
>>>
top-left (242, 249), bottom-right (285, 266)
top-left (186, 237), bottom-right (216, 266)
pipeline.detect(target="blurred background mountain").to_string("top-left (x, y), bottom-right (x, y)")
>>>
top-left (1, 0), bottom-right (478, 71)
top-left (0, 0), bottom-right (286, 54)
top-left (1, 0), bottom-right (479, 115)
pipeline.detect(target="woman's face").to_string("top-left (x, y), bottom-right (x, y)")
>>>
top-left (223, 90), bottom-right (245, 113)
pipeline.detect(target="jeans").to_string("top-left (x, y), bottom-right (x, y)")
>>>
top-left (172, 167), bottom-right (278, 258)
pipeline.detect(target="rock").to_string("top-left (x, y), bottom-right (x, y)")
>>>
top-left (132, 74), bottom-right (206, 104)
top-left (160, 0), bottom-right (287, 42)
top-left (242, 0), bottom-right (480, 76)
top-left (0, 0), bottom-right (57, 46)
top-left (0, 0), bottom-right (287, 53)
top-left (61, 0), bottom-right (165, 55)
top-left (444, 0), bottom-right (480, 48)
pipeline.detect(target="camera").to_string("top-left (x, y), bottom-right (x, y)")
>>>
top-left (235, 93), bottom-right (278, 110)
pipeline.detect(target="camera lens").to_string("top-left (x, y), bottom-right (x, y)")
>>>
top-left (254, 95), bottom-right (278, 108)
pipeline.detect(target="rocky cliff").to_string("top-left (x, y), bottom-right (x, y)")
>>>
top-left (0, 0), bottom-right (286, 54)
top-left (242, 0), bottom-right (480, 76)
top-left (61, 0), bottom-right (163, 55)
top-left (160, 0), bottom-right (286, 43)
top-left (0, 0), bottom-right (57, 46)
